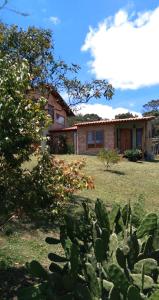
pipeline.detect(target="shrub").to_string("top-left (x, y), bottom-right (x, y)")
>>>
top-left (67, 143), bottom-right (74, 154)
top-left (18, 199), bottom-right (159, 299)
top-left (98, 148), bottom-right (120, 170)
top-left (26, 153), bottom-right (94, 216)
top-left (0, 153), bottom-right (94, 217)
top-left (124, 149), bottom-right (142, 162)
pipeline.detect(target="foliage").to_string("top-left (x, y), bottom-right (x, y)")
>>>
top-left (115, 112), bottom-right (138, 119)
top-left (0, 152), bottom-right (94, 215)
top-left (0, 23), bottom-right (114, 106)
top-left (68, 113), bottom-right (102, 127)
top-left (124, 149), bottom-right (142, 162)
top-left (143, 100), bottom-right (159, 117)
top-left (18, 199), bottom-right (159, 300)
top-left (49, 135), bottom-right (68, 154)
top-left (131, 194), bottom-right (146, 228)
top-left (28, 154), bottom-right (94, 215)
top-left (67, 143), bottom-right (74, 154)
top-left (142, 99), bottom-right (159, 137)
top-left (0, 56), bottom-right (50, 167)
top-left (98, 148), bottom-right (120, 170)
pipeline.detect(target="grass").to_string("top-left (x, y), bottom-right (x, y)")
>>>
top-left (57, 154), bottom-right (159, 212)
top-left (1, 154), bottom-right (159, 298)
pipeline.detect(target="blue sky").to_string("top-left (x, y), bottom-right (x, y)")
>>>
top-left (1, 0), bottom-right (159, 118)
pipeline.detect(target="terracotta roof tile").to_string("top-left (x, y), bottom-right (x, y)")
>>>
top-left (74, 116), bottom-right (155, 127)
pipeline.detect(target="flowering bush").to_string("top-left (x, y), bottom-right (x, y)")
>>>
top-left (27, 153), bottom-right (94, 216)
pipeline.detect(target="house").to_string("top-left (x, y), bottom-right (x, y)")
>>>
top-left (29, 86), bottom-right (75, 152)
top-left (49, 116), bottom-right (155, 156)
top-left (30, 87), bottom-right (155, 155)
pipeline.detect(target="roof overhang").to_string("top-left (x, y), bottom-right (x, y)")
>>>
top-left (74, 116), bottom-right (155, 127)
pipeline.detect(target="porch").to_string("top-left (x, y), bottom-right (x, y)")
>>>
top-left (115, 124), bottom-right (146, 153)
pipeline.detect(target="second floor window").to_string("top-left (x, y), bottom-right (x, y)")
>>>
top-left (56, 113), bottom-right (65, 125)
top-left (48, 104), bottom-right (54, 118)
top-left (87, 130), bottom-right (104, 148)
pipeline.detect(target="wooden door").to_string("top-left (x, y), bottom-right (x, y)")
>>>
top-left (120, 129), bottom-right (132, 153)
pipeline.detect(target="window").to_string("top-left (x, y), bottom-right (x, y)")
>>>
top-left (136, 128), bottom-right (142, 148)
top-left (48, 104), bottom-right (54, 118)
top-left (87, 130), bottom-right (104, 148)
top-left (56, 113), bottom-right (65, 125)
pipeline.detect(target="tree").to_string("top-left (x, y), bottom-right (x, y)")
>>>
top-left (0, 23), bottom-right (101, 215)
top-left (0, 56), bottom-right (50, 167)
top-left (142, 99), bottom-right (159, 117)
top-left (142, 99), bottom-right (159, 137)
top-left (68, 113), bottom-right (102, 126)
top-left (115, 112), bottom-right (138, 119)
top-left (0, 0), bottom-right (29, 16)
top-left (98, 148), bottom-right (120, 170)
top-left (0, 23), bottom-right (114, 106)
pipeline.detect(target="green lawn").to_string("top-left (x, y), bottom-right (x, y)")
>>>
top-left (1, 154), bottom-right (159, 298)
top-left (57, 154), bottom-right (159, 212)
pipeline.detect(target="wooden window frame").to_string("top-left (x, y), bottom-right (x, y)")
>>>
top-left (56, 113), bottom-right (65, 126)
top-left (87, 130), bottom-right (104, 149)
top-left (136, 128), bottom-right (143, 149)
top-left (47, 104), bottom-right (54, 119)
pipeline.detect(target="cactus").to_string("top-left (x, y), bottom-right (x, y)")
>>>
top-left (131, 273), bottom-right (154, 290)
top-left (18, 199), bottom-right (159, 300)
top-left (85, 262), bottom-right (101, 298)
top-left (109, 203), bottom-right (120, 232)
top-left (136, 213), bottom-right (158, 239)
top-left (18, 283), bottom-right (50, 300)
top-left (127, 285), bottom-right (142, 300)
top-left (109, 286), bottom-right (121, 299)
top-left (48, 253), bottom-right (68, 263)
top-left (109, 233), bottom-right (118, 259)
top-left (127, 232), bottom-right (140, 270)
top-left (122, 202), bottom-right (131, 227)
top-left (149, 290), bottom-right (159, 300)
top-left (116, 247), bottom-right (127, 269)
top-left (108, 264), bottom-right (129, 296)
top-left (26, 260), bottom-right (48, 280)
top-left (70, 243), bottom-right (80, 276)
top-left (133, 258), bottom-right (158, 277)
top-left (95, 198), bottom-right (110, 231)
top-left (94, 238), bottom-right (106, 262)
top-left (74, 283), bottom-right (92, 300)
top-left (102, 279), bottom-right (113, 292)
top-left (152, 228), bottom-right (159, 250)
top-left (45, 237), bottom-right (61, 244)
top-left (142, 235), bottom-right (154, 257)
top-left (101, 227), bottom-right (110, 253)
top-left (49, 262), bottom-right (63, 274)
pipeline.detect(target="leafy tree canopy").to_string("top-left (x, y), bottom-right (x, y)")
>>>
top-left (142, 99), bottom-right (159, 137)
top-left (68, 113), bottom-right (102, 126)
top-left (0, 23), bottom-right (114, 106)
top-left (0, 56), bottom-right (51, 167)
top-left (143, 99), bottom-right (159, 117)
top-left (115, 112), bottom-right (138, 119)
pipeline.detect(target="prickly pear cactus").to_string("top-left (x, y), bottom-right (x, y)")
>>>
top-left (18, 199), bottom-right (159, 300)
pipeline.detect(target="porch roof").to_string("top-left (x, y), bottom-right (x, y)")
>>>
top-left (50, 126), bottom-right (77, 133)
top-left (74, 116), bottom-right (155, 127)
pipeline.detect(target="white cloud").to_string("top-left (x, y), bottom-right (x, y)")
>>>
top-left (75, 103), bottom-right (141, 119)
top-left (49, 16), bottom-right (60, 25)
top-left (81, 7), bottom-right (159, 90)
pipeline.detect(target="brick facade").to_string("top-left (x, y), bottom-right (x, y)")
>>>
top-left (77, 125), bottom-right (115, 154)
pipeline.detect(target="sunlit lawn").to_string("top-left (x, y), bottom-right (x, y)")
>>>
top-left (56, 154), bottom-right (159, 212)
